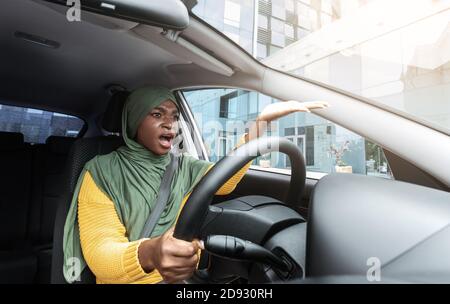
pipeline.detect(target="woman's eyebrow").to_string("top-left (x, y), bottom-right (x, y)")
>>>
top-left (152, 106), bottom-right (179, 115)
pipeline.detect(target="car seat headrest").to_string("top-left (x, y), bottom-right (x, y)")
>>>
top-left (101, 91), bottom-right (130, 133)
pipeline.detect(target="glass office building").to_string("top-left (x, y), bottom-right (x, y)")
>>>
top-left (188, 0), bottom-right (380, 176)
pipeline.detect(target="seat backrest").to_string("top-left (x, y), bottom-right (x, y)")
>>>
top-left (51, 136), bottom-right (124, 283)
top-left (28, 136), bottom-right (77, 246)
top-left (51, 91), bottom-right (128, 284)
top-left (0, 131), bottom-right (32, 249)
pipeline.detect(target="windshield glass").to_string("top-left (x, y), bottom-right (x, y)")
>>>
top-left (192, 0), bottom-right (450, 133)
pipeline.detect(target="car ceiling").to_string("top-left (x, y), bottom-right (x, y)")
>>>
top-left (0, 0), bottom-right (262, 120)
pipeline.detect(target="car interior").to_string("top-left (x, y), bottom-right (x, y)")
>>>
top-left (1, 0), bottom-right (449, 284)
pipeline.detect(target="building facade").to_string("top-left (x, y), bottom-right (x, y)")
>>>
top-left (189, 0), bottom-right (382, 176)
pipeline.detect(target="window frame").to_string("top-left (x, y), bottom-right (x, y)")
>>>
top-left (175, 91), bottom-right (209, 161)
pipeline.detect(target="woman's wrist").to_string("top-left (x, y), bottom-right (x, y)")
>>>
top-left (138, 238), bottom-right (158, 273)
top-left (247, 117), bottom-right (267, 141)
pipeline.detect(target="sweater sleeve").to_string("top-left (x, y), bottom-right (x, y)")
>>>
top-left (77, 171), bottom-right (162, 284)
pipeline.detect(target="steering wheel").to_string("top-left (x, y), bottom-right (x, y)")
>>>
top-left (174, 136), bottom-right (306, 242)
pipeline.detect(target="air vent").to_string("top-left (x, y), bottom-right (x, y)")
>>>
top-left (14, 31), bottom-right (60, 49)
top-left (257, 28), bottom-right (270, 44)
top-left (258, 0), bottom-right (271, 15)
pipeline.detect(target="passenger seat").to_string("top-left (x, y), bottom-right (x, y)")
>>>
top-left (29, 136), bottom-right (76, 283)
top-left (0, 132), bottom-right (76, 283)
top-left (0, 131), bottom-right (35, 283)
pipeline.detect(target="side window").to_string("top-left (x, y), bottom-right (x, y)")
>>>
top-left (183, 89), bottom-right (392, 179)
top-left (0, 104), bottom-right (85, 144)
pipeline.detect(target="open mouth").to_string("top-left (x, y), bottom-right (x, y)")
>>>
top-left (159, 134), bottom-right (175, 149)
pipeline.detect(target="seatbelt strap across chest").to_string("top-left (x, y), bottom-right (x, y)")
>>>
top-left (140, 152), bottom-right (179, 238)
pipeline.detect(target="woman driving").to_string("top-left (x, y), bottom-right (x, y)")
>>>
top-left (63, 86), bottom-right (327, 284)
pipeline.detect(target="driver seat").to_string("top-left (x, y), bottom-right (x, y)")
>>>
top-left (50, 91), bottom-right (129, 284)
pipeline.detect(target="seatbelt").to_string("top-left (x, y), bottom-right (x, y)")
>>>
top-left (140, 153), bottom-right (179, 238)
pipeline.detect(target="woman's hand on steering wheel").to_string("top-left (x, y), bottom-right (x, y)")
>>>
top-left (138, 227), bottom-right (203, 283)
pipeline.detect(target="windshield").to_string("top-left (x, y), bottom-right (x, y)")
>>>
top-left (192, 0), bottom-right (450, 134)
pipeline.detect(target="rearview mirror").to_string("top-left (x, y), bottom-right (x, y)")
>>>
top-left (46, 0), bottom-right (190, 30)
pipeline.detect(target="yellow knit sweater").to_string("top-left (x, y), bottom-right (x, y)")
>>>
top-left (78, 153), bottom-right (251, 284)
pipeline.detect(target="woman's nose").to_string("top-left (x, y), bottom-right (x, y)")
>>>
top-left (162, 117), bottom-right (176, 130)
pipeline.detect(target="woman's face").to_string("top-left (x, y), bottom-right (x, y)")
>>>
top-left (136, 100), bottom-right (179, 155)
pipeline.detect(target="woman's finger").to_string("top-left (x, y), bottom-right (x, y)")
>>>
top-left (159, 255), bottom-right (198, 271)
top-left (168, 241), bottom-right (197, 257)
top-left (286, 100), bottom-right (330, 108)
top-left (302, 101), bottom-right (330, 108)
top-left (163, 271), bottom-right (195, 284)
top-left (193, 239), bottom-right (204, 250)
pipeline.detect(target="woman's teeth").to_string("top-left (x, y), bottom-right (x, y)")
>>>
top-left (159, 135), bottom-right (173, 148)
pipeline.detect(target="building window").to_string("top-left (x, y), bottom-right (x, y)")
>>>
top-left (284, 126), bottom-right (308, 167)
top-left (271, 31), bottom-right (285, 47)
top-left (285, 135), bottom-right (305, 168)
top-left (269, 45), bottom-right (282, 55)
top-left (224, 0), bottom-right (241, 27)
top-left (284, 23), bottom-right (294, 39)
top-left (297, 2), bottom-right (313, 30)
top-left (297, 27), bottom-right (310, 39)
top-left (219, 91), bottom-right (240, 118)
top-left (219, 137), bottom-right (228, 158)
top-left (284, 127), bottom-right (295, 136)
top-left (271, 17), bottom-right (284, 33)
top-left (272, 4), bottom-right (286, 20)
top-left (258, 14), bottom-right (268, 30)
top-left (306, 126), bottom-right (315, 166)
top-left (326, 125), bottom-right (332, 135)
top-left (285, 0), bottom-right (295, 12)
top-left (219, 96), bottom-right (229, 118)
top-left (257, 42), bottom-right (268, 58)
top-left (297, 2), bottom-right (310, 17)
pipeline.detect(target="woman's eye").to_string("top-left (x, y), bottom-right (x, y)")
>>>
top-left (151, 113), bottom-right (161, 118)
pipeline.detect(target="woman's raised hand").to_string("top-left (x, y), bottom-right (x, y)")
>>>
top-left (257, 100), bottom-right (329, 123)
top-left (246, 101), bottom-right (329, 141)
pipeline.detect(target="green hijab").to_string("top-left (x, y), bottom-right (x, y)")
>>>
top-left (63, 86), bottom-right (211, 283)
